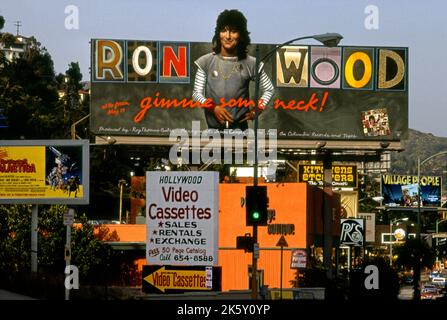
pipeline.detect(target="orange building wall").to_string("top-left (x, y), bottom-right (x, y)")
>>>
top-left (219, 183), bottom-right (312, 291)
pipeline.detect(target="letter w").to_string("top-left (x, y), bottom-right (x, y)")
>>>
top-left (277, 47), bottom-right (308, 86)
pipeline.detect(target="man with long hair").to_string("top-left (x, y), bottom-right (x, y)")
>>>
top-left (192, 9), bottom-right (274, 130)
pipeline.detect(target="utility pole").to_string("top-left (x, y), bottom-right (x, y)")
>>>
top-left (14, 21), bottom-right (22, 36)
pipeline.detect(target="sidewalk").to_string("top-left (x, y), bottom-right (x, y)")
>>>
top-left (0, 289), bottom-right (36, 300)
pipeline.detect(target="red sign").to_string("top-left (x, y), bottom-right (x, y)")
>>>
top-left (291, 249), bottom-right (307, 269)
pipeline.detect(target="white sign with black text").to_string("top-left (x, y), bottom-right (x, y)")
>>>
top-left (340, 219), bottom-right (364, 246)
top-left (146, 171), bottom-right (219, 266)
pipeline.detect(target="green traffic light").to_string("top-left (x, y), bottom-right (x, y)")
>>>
top-left (252, 211), bottom-right (260, 220)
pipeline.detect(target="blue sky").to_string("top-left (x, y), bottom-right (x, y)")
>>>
top-left (1, 0), bottom-right (446, 137)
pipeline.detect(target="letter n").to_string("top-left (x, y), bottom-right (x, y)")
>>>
top-left (65, 265), bottom-right (79, 290)
top-left (159, 42), bottom-right (190, 83)
top-left (364, 265), bottom-right (379, 290)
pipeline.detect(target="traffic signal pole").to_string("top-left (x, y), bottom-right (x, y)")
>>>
top-left (251, 45), bottom-right (261, 300)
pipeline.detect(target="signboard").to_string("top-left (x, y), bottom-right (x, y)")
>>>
top-left (63, 208), bottom-right (75, 226)
top-left (358, 212), bottom-right (375, 242)
top-left (340, 191), bottom-right (358, 218)
top-left (142, 265), bottom-right (221, 294)
top-left (146, 171), bottom-right (219, 266)
top-left (0, 140), bottom-right (89, 204)
top-left (298, 164), bottom-right (358, 188)
top-left (291, 249), bottom-right (307, 269)
top-left (91, 40), bottom-right (408, 141)
top-left (276, 235), bottom-right (289, 247)
top-left (381, 174), bottom-right (442, 208)
top-left (340, 219), bottom-right (364, 246)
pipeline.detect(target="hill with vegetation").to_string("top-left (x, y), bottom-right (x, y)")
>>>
top-left (390, 129), bottom-right (447, 176)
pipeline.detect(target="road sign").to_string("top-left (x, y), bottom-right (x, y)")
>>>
top-left (142, 265), bottom-right (222, 294)
top-left (63, 208), bottom-right (74, 226)
top-left (276, 235), bottom-right (288, 247)
top-left (253, 243), bottom-right (259, 259)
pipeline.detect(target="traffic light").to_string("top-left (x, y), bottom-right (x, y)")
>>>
top-left (245, 186), bottom-right (268, 226)
top-left (236, 233), bottom-right (255, 252)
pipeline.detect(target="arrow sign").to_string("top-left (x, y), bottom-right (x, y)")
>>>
top-left (276, 235), bottom-right (288, 247)
top-left (142, 265), bottom-right (222, 294)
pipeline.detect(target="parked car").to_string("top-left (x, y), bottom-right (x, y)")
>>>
top-left (431, 277), bottom-right (446, 292)
top-left (421, 286), bottom-right (439, 300)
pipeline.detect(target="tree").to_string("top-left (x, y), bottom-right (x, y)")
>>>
top-left (57, 62), bottom-right (89, 137)
top-left (0, 33), bottom-right (63, 139)
top-left (394, 237), bottom-right (435, 271)
top-left (0, 204), bottom-right (115, 297)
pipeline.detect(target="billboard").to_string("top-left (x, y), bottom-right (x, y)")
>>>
top-left (146, 171), bottom-right (219, 266)
top-left (0, 140), bottom-right (89, 204)
top-left (381, 174), bottom-right (442, 208)
top-left (298, 164), bottom-right (357, 188)
top-left (91, 40), bottom-right (408, 141)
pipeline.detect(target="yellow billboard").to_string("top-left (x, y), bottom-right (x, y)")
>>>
top-left (0, 140), bottom-right (89, 204)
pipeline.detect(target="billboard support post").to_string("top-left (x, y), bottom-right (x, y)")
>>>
top-left (64, 208), bottom-right (74, 300)
top-left (65, 221), bottom-right (71, 300)
top-left (415, 150), bottom-right (447, 301)
top-left (31, 204), bottom-right (38, 273)
top-left (323, 154), bottom-right (334, 279)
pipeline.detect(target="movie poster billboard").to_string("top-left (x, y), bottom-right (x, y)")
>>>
top-left (91, 40), bottom-right (408, 141)
top-left (146, 171), bottom-right (219, 266)
top-left (0, 140), bottom-right (89, 204)
top-left (381, 174), bottom-right (442, 208)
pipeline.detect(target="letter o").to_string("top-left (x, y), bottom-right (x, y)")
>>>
top-left (132, 46), bottom-right (153, 76)
top-left (190, 191), bottom-right (198, 202)
top-left (311, 57), bottom-right (339, 85)
top-left (344, 52), bottom-right (372, 88)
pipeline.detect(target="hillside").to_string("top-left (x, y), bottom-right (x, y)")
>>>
top-left (390, 129), bottom-right (447, 181)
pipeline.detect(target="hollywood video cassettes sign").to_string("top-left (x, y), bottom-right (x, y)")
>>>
top-left (298, 164), bottom-right (357, 188)
top-left (146, 171), bottom-right (219, 266)
top-left (340, 219), bottom-right (364, 247)
top-left (381, 174), bottom-right (442, 208)
top-left (91, 39), bottom-right (408, 141)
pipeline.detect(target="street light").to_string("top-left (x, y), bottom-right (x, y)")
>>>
top-left (414, 150), bottom-right (447, 300)
top-left (389, 217), bottom-right (409, 266)
top-left (250, 32), bottom-right (343, 299)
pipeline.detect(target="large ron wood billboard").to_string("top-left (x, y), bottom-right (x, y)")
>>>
top-left (91, 39), bottom-right (408, 141)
